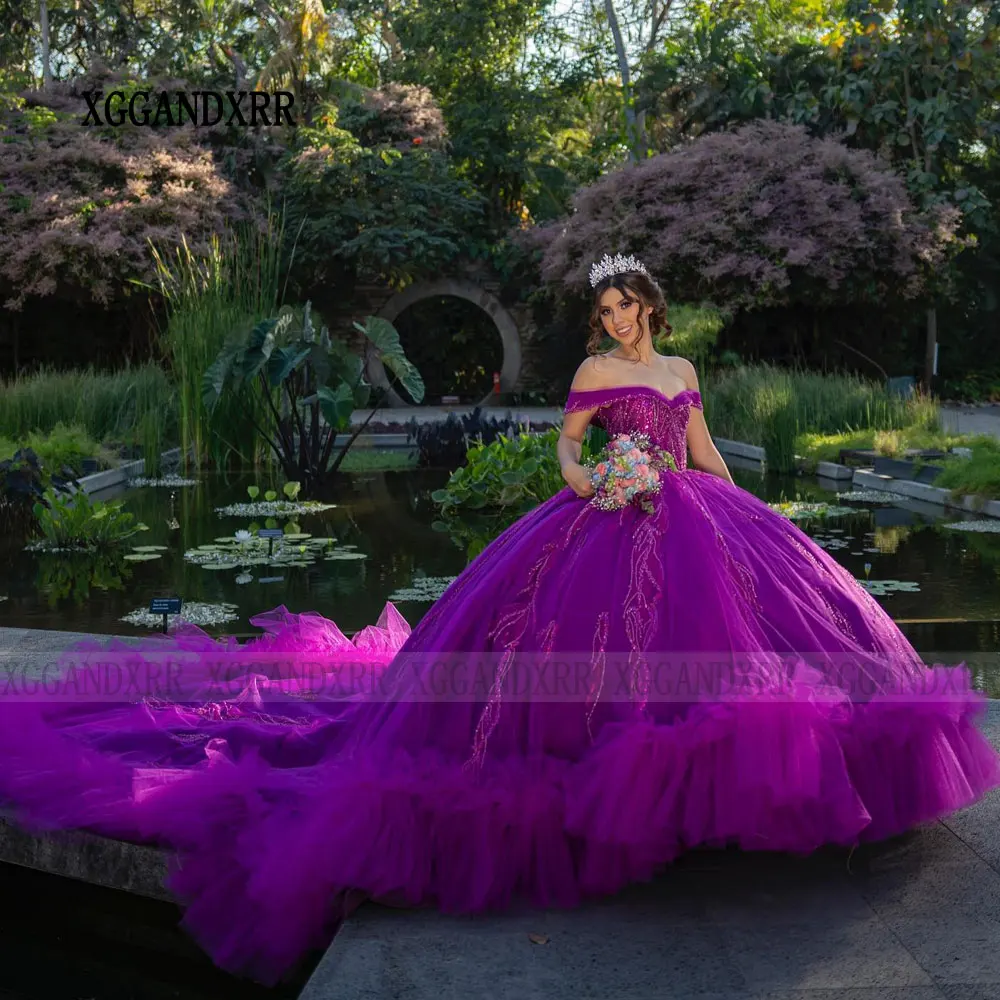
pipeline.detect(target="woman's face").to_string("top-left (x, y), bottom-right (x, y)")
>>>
top-left (598, 285), bottom-right (651, 345)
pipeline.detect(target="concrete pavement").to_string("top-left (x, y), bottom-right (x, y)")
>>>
top-left (298, 705), bottom-right (1000, 1000)
top-left (939, 403), bottom-right (1000, 441)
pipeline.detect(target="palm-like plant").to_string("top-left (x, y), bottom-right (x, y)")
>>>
top-left (255, 0), bottom-right (331, 112)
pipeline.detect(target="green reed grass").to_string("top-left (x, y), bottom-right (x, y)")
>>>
top-left (707, 363), bottom-right (938, 473)
top-left (0, 364), bottom-right (175, 446)
top-left (146, 210), bottom-right (288, 471)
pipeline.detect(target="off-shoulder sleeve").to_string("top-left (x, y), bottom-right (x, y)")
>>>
top-left (562, 386), bottom-right (625, 413)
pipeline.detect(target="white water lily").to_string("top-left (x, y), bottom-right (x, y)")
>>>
top-left (235, 572), bottom-right (253, 585)
top-left (234, 530), bottom-right (253, 543)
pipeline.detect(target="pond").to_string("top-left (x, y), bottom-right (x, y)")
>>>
top-left (1, 467), bottom-right (998, 689)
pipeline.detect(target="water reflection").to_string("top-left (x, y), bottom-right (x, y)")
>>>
top-left (0, 468), bottom-right (996, 679)
top-left (35, 549), bottom-right (132, 607)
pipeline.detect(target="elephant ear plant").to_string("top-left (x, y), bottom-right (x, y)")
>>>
top-left (203, 302), bottom-right (424, 493)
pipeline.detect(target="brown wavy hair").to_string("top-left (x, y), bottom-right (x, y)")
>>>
top-left (587, 271), bottom-right (671, 356)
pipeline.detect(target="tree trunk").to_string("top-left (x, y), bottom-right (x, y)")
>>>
top-left (604, 0), bottom-right (641, 163)
top-left (39, 0), bottom-right (52, 89)
top-left (923, 306), bottom-right (937, 396)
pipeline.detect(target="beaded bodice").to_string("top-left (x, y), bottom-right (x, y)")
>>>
top-left (563, 384), bottom-right (703, 471)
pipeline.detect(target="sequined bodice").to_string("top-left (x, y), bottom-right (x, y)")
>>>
top-left (563, 384), bottom-right (702, 471)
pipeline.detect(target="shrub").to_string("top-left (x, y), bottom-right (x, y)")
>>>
top-left (523, 120), bottom-right (961, 312)
top-left (281, 96), bottom-right (486, 287)
top-left (0, 73), bottom-right (254, 310)
top-left (0, 449), bottom-right (77, 536)
top-left (13, 424), bottom-right (106, 477)
top-left (432, 427), bottom-right (598, 518)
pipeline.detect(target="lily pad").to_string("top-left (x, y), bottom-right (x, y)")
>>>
top-left (123, 553), bottom-right (162, 562)
top-left (940, 520), bottom-right (1000, 533)
top-left (388, 576), bottom-right (458, 602)
top-left (858, 579), bottom-right (921, 596)
top-left (121, 602), bottom-right (240, 629)
top-left (128, 475), bottom-right (199, 488)
top-left (214, 501), bottom-right (337, 519)
top-left (770, 501), bottom-right (857, 520)
top-left (836, 489), bottom-right (909, 504)
top-left (325, 551), bottom-right (368, 561)
top-left (131, 545), bottom-right (169, 552)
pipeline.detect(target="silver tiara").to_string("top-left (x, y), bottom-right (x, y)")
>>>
top-left (589, 253), bottom-right (648, 288)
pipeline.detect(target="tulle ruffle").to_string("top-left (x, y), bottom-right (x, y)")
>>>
top-left (77, 657), bottom-right (997, 985)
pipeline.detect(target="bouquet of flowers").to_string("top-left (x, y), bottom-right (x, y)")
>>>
top-left (586, 433), bottom-right (678, 514)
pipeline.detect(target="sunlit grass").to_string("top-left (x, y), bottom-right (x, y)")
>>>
top-left (936, 437), bottom-right (1000, 500)
top-left (707, 363), bottom-right (940, 473)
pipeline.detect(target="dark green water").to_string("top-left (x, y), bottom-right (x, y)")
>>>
top-left (1, 466), bottom-right (998, 677)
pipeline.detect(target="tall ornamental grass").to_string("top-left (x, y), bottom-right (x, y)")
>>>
top-left (147, 211), bottom-right (288, 470)
top-left (706, 363), bottom-right (939, 473)
top-left (0, 364), bottom-right (175, 445)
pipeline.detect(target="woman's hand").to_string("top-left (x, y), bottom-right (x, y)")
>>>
top-left (561, 461), bottom-right (595, 498)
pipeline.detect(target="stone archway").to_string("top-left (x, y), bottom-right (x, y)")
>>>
top-left (365, 279), bottom-right (522, 407)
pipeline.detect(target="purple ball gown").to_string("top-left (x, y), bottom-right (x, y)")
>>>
top-left (1, 383), bottom-right (999, 984)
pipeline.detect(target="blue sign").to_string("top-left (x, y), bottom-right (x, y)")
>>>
top-left (257, 529), bottom-right (285, 539)
top-left (149, 597), bottom-right (182, 614)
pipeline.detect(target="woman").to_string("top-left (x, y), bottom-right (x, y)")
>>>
top-left (1, 254), bottom-right (998, 985)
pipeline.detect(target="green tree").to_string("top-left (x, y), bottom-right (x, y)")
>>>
top-left (823, 0), bottom-right (1000, 390)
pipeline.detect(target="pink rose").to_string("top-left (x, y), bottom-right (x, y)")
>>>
top-left (596, 462), bottom-right (608, 475)
top-left (627, 448), bottom-right (642, 461)
top-left (635, 463), bottom-right (650, 477)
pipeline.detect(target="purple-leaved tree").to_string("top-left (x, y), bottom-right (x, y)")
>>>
top-left (519, 120), bottom-right (964, 312)
top-left (0, 71), bottom-right (254, 311)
